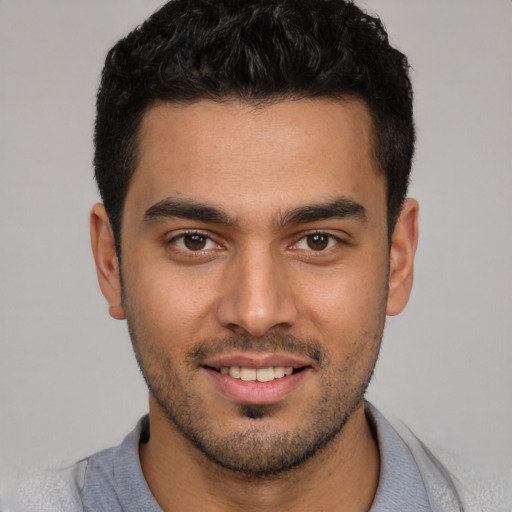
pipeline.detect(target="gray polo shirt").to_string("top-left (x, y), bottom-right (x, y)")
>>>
top-left (4, 403), bottom-right (465, 511)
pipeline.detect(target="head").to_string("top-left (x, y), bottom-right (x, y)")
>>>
top-left (91, 0), bottom-right (418, 478)
top-left (94, 0), bottom-right (414, 256)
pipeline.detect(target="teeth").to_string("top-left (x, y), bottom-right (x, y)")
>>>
top-left (219, 366), bottom-right (294, 381)
top-left (229, 366), bottom-right (241, 379)
top-left (240, 368), bottom-right (257, 381)
top-left (273, 366), bottom-right (285, 379)
top-left (256, 368), bottom-right (274, 382)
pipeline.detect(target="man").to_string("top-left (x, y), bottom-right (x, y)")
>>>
top-left (2, 0), bottom-right (502, 511)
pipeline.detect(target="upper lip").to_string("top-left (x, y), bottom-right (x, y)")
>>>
top-left (201, 351), bottom-right (315, 370)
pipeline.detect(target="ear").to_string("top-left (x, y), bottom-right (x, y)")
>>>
top-left (386, 198), bottom-right (419, 316)
top-left (90, 203), bottom-right (126, 320)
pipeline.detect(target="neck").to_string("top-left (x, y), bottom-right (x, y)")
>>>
top-left (140, 399), bottom-right (380, 512)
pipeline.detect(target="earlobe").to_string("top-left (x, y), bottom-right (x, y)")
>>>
top-left (90, 203), bottom-right (126, 320)
top-left (386, 198), bottom-right (419, 316)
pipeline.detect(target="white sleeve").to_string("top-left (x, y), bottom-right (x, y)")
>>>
top-left (1, 462), bottom-right (87, 512)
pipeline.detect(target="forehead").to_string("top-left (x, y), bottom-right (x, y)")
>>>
top-left (126, 98), bottom-right (385, 225)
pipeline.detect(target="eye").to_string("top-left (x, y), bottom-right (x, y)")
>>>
top-left (292, 233), bottom-right (340, 251)
top-left (170, 232), bottom-right (220, 252)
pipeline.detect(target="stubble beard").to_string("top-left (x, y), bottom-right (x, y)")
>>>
top-left (128, 325), bottom-right (383, 477)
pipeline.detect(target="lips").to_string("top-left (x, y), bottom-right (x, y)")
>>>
top-left (201, 352), bottom-right (313, 404)
top-left (213, 364), bottom-right (297, 380)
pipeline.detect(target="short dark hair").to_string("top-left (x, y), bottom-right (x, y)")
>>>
top-left (94, 0), bottom-right (414, 253)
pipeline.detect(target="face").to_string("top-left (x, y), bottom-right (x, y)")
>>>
top-left (92, 98), bottom-right (417, 476)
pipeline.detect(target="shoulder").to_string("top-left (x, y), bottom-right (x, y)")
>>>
top-left (1, 462), bottom-right (87, 512)
top-left (366, 402), bottom-right (511, 512)
top-left (1, 443), bottom-right (124, 512)
top-left (1, 416), bottom-right (153, 512)
top-left (390, 414), bottom-right (512, 512)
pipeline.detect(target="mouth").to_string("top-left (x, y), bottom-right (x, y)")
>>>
top-left (204, 365), bottom-right (309, 382)
top-left (201, 357), bottom-right (313, 405)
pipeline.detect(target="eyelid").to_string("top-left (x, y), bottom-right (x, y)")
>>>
top-left (288, 230), bottom-right (346, 251)
top-left (164, 228), bottom-right (348, 253)
top-left (167, 229), bottom-right (223, 252)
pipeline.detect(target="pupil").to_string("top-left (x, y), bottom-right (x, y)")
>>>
top-left (307, 234), bottom-right (328, 250)
top-left (184, 234), bottom-right (206, 250)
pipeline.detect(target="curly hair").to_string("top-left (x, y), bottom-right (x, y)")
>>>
top-left (94, 0), bottom-right (414, 253)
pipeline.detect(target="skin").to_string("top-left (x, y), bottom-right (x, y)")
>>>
top-left (91, 98), bottom-right (418, 511)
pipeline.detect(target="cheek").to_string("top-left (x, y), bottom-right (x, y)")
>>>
top-left (298, 262), bottom-right (388, 331)
top-left (124, 259), bottom-right (218, 343)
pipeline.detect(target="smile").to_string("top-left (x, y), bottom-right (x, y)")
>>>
top-left (210, 365), bottom-right (296, 382)
top-left (204, 363), bottom-right (311, 404)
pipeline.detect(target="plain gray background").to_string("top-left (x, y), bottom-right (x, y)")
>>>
top-left (1, 1), bottom-right (511, 482)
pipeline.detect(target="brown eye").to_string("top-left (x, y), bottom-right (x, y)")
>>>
top-left (183, 234), bottom-right (208, 250)
top-left (306, 233), bottom-right (330, 251)
top-left (169, 232), bottom-right (221, 254)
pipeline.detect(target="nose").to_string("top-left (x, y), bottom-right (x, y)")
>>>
top-left (214, 246), bottom-right (299, 337)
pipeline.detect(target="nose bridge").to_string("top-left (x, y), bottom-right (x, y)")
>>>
top-left (215, 242), bottom-right (297, 336)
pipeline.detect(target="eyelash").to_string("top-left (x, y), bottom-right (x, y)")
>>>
top-left (167, 230), bottom-right (222, 253)
top-left (290, 231), bottom-right (345, 252)
top-left (166, 230), bottom-right (345, 254)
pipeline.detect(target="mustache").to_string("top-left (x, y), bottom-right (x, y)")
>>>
top-left (187, 333), bottom-right (327, 367)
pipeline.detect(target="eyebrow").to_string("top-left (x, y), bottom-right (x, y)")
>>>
top-left (278, 197), bottom-right (367, 227)
top-left (143, 196), bottom-right (366, 227)
top-left (143, 198), bottom-right (235, 225)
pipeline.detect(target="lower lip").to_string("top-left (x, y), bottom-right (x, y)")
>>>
top-left (204, 368), bottom-right (310, 404)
